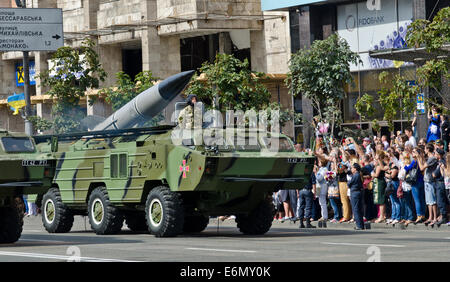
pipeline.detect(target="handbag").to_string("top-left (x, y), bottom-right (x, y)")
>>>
top-left (405, 168), bottom-right (418, 183)
top-left (397, 181), bottom-right (404, 199)
top-left (430, 124), bottom-right (438, 134)
top-left (363, 177), bottom-right (373, 190)
top-left (385, 181), bottom-right (395, 196)
top-left (328, 186), bottom-right (339, 198)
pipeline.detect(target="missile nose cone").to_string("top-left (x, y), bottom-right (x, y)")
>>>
top-left (158, 70), bottom-right (196, 100)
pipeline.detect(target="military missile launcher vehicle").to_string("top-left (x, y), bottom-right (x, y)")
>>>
top-left (0, 70), bottom-right (315, 240)
top-left (0, 130), bottom-right (54, 243)
top-left (33, 126), bottom-right (315, 237)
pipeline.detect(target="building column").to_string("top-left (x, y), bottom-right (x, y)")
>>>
top-left (142, 28), bottom-right (181, 79)
top-left (34, 51), bottom-right (52, 132)
top-left (413, 0), bottom-right (428, 140)
top-left (219, 32), bottom-right (233, 55)
top-left (295, 6), bottom-right (315, 149)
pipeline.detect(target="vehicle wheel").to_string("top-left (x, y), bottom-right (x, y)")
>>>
top-left (125, 211), bottom-right (148, 232)
top-left (145, 186), bottom-right (184, 237)
top-left (236, 199), bottom-right (274, 235)
top-left (183, 215), bottom-right (209, 233)
top-left (0, 202), bottom-right (23, 244)
top-left (41, 188), bottom-right (74, 233)
top-left (88, 187), bottom-right (123, 235)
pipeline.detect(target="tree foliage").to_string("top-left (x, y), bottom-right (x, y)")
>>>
top-left (99, 71), bottom-right (164, 126)
top-left (185, 53), bottom-right (271, 112)
top-left (355, 72), bottom-right (419, 133)
top-left (287, 33), bottom-right (361, 136)
top-left (100, 71), bottom-right (158, 112)
top-left (37, 39), bottom-right (107, 133)
top-left (406, 7), bottom-right (449, 92)
top-left (184, 54), bottom-right (300, 128)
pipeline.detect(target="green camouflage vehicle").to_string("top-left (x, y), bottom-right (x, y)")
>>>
top-left (33, 126), bottom-right (315, 237)
top-left (0, 129), bottom-right (54, 243)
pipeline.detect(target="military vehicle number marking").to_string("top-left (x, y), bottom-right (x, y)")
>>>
top-left (287, 158), bottom-right (308, 164)
top-left (22, 160), bottom-right (48, 166)
top-left (179, 159), bottom-right (190, 178)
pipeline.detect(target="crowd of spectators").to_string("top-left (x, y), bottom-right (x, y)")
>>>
top-left (274, 108), bottom-right (450, 230)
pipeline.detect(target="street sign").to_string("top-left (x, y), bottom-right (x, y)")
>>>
top-left (417, 93), bottom-right (425, 114)
top-left (0, 8), bottom-right (63, 51)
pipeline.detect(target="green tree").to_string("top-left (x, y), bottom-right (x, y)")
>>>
top-left (406, 7), bottom-right (450, 111)
top-left (99, 70), bottom-right (164, 126)
top-left (184, 54), bottom-right (299, 128)
top-left (355, 72), bottom-right (419, 133)
top-left (185, 53), bottom-right (271, 112)
top-left (100, 71), bottom-right (158, 111)
top-left (286, 33), bottom-right (361, 138)
top-left (37, 39), bottom-right (107, 133)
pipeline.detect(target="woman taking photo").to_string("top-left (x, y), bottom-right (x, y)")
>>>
top-left (427, 106), bottom-right (441, 143)
top-left (371, 151), bottom-right (388, 223)
top-left (415, 145), bottom-right (438, 226)
top-left (386, 157), bottom-right (401, 224)
top-left (399, 152), bottom-right (415, 225)
top-left (315, 159), bottom-right (330, 222)
top-left (348, 163), bottom-right (365, 230)
top-left (409, 148), bottom-right (427, 223)
top-left (327, 157), bottom-right (342, 223)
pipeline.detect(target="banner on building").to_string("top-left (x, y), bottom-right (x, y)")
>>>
top-left (7, 92), bottom-right (26, 115)
top-left (16, 61), bottom-right (36, 87)
top-left (416, 93), bottom-right (425, 114)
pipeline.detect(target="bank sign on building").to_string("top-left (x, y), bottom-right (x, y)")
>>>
top-left (262, 0), bottom-right (414, 71)
top-left (337, 0), bottom-right (413, 71)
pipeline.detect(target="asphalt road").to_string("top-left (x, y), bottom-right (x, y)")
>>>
top-left (1, 216), bottom-right (449, 262)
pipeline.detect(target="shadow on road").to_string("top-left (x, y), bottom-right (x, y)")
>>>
top-left (185, 225), bottom-right (385, 238)
top-left (1, 233), bottom-right (144, 248)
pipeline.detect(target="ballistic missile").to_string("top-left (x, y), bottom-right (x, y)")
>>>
top-left (93, 70), bottom-right (195, 131)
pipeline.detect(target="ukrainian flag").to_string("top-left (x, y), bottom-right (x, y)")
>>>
top-left (7, 93), bottom-right (26, 115)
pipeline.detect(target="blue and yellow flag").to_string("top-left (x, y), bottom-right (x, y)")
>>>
top-left (7, 92), bottom-right (26, 115)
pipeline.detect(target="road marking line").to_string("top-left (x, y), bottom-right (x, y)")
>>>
top-left (19, 239), bottom-right (71, 243)
top-left (186, 247), bottom-right (257, 253)
top-left (321, 242), bottom-right (405, 248)
top-left (0, 251), bottom-right (141, 262)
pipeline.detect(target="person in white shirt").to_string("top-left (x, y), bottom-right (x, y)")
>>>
top-left (381, 135), bottom-right (390, 150)
top-left (362, 137), bottom-right (373, 155)
top-left (405, 127), bottom-right (417, 148)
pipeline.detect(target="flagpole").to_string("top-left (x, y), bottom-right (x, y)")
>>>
top-left (22, 0), bottom-right (33, 136)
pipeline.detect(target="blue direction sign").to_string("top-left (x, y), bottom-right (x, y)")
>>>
top-left (0, 8), bottom-right (63, 51)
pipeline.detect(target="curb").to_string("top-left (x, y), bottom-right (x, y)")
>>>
top-left (270, 219), bottom-right (450, 231)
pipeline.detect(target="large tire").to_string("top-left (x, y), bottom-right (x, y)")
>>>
top-left (41, 188), bottom-right (74, 233)
top-left (0, 202), bottom-right (23, 244)
top-left (145, 186), bottom-right (184, 237)
top-left (236, 199), bottom-right (275, 235)
top-left (88, 187), bottom-right (124, 235)
top-left (183, 215), bottom-right (209, 233)
top-left (125, 211), bottom-right (148, 232)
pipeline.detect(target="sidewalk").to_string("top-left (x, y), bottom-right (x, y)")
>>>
top-left (270, 218), bottom-right (450, 231)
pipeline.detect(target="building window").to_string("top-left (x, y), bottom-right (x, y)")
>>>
top-left (180, 34), bottom-right (219, 72)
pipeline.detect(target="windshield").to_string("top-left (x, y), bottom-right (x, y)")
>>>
top-left (1, 137), bottom-right (35, 153)
top-left (201, 135), bottom-right (295, 152)
top-left (260, 136), bottom-right (294, 152)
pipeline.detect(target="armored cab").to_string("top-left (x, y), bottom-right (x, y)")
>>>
top-left (0, 130), bottom-right (55, 243)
